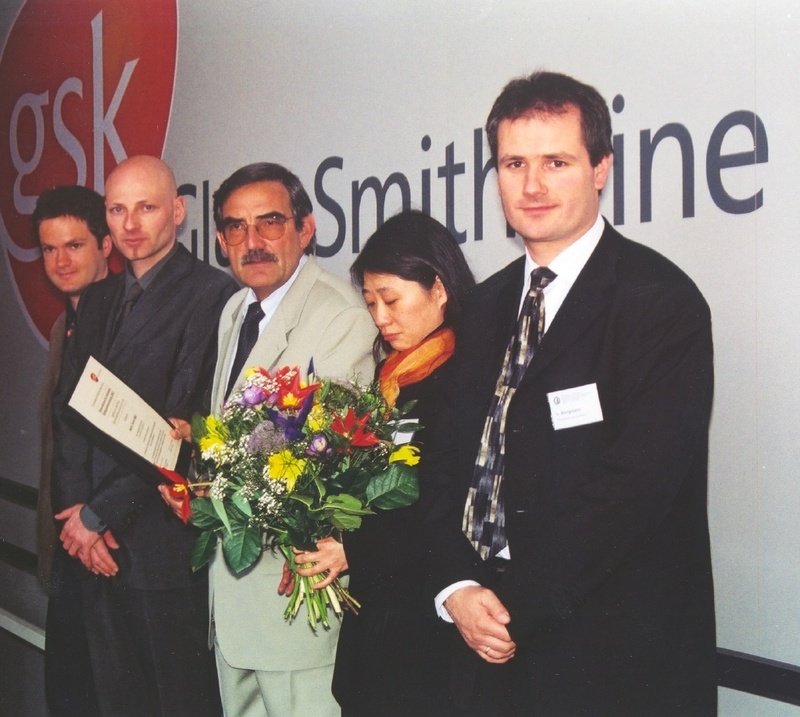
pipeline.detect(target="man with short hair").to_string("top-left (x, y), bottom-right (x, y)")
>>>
top-left (426, 71), bottom-right (717, 715)
top-left (199, 162), bottom-right (374, 716)
top-left (34, 184), bottom-right (112, 717)
top-left (52, 156), bottom-right (237, 717)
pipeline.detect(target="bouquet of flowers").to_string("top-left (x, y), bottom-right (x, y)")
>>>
top-left (183, 365), bottom-right (419, 631)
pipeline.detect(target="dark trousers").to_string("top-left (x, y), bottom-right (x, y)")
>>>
top-left (81, 574), bottom-right (221, 717)
top-left (45, 548), bottom-right (99, 717)
top-left (450, 558), bottom-right (533, 717)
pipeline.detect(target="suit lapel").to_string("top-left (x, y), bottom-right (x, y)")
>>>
top-left (485, 261), bottom-right (524, 378)
top-left (106, 246), bottom-right (192, 363)
top-left (248, 256), bottom-right (320, 377)
top-left (212, 290), bottom-right (245, 412)
top-left (95, 275), bottom-right (126, 360)
top-left (215, 257), bottom-right (322, 410)
top-left (244, 310), bottom-right (289, 373)
top-left (458, 258), bottom-right (523, 433)
top-left (525, 223), bottom-right (620, 380)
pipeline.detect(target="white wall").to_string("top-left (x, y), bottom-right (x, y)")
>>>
top-left (2, 1), bottom-right (799, 713)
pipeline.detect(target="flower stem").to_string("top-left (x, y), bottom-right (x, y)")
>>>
top-left (278, 544), bottom-right (360, 631)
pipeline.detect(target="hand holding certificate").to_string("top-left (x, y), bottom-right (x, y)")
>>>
top-left (68, 356), bottom-right (190, 477)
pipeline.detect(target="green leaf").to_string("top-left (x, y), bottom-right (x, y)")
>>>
top-left (191, 412), bottom-right (209, 442)
top-left (323, 493), bottom-right (372, 515)
top-left (191, 530), bottom-right (218, 571)
top-left (396, 399), bottom-right (419, 416)
top-left (286, 527), bottom-right (319, 551)
top-left (281, 510), bottom-right (309, 535)
top-left (189, 497), bottom-right (222, 529)
top-left (327, 466), bottom-right (370, 495)
top-left (231, 489), bottom-right (253, 517)
top-left (221, 521), bottom-right (262, 574)
top-left (329, 512), bottom-right (364, 531)
top-left (212, 496), bottom-right (232, 536)
top-left (321, 494), bottom-right (373, 532)
top-left (366, 463), bottom-right (419, 509)
top-left (288, 493), bottom-right (314, 508)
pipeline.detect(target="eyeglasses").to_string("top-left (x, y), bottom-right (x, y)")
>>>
top-left (221, 214), bottom-right (294, 245)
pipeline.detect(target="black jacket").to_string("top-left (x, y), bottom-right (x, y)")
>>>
top-left (424, 223), bottom-right (717, 715)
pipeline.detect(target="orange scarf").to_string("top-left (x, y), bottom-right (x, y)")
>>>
top-left (379, 327), bottom-right (456, 407)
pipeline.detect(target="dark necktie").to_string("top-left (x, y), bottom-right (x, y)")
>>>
top-left (65, 304), bottom-right (77, 338)
top-left (122, 281), bottom-right (143, 318)
top-left (463, 266), bottom-right (557, 559)
top-left (112, 281), bottom-right (143, 341)
top-left (225, 301), bottom-right (265, 399)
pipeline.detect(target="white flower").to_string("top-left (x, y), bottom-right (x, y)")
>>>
top-left (209, 473), bottom-right (227, 501)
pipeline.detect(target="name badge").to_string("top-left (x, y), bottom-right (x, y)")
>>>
top-left (547, 383), bottom-right (604, 431)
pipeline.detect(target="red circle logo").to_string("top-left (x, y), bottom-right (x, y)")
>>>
top-left (0, 0), bottom-right (177, 344)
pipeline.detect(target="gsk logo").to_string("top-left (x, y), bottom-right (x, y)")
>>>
top-left (0, 0), bottom-right (177, 345)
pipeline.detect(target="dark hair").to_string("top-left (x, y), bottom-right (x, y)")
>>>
top-left (486, 70), bottom-right (613, 167)
top-left (213, 162), bottom-right (315, 254)
top-left (31, 185), bottom-right (109, 247)
top-left (351, 209), bottom-right (475, 358)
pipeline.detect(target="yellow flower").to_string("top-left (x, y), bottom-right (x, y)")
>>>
top-left (306, 403), bottom-right (327, 432)
top-left (281, 392), bottom-right (302, 409)
top-left (268, 450), bottom-right (307, 491)
top-left (199, 415), bottom-right (228, 455)
top-left (389, 444), bottom-right (420, 466)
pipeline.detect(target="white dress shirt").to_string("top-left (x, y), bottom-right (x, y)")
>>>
top-left (223, 255), bottom-right (308, 390)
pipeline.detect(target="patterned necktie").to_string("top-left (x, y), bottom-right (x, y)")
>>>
top-left (225, 301), bottom-right (265, 399)
top-left (463, 266), bottom-right (557, 559)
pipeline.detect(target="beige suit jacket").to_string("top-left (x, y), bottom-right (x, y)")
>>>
top-left (210, 256), bottom-right (375, 671)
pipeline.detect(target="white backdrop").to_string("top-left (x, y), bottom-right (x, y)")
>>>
top-left (2, 1), bottom-right (798, 713)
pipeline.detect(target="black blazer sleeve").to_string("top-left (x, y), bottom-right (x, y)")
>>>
top-left (51, 275), bottom-right (120, 513)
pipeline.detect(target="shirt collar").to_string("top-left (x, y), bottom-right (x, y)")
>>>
top-left (240, 254), bottom-right (308, 323)
top-left (523, 212), bottom-right (604, 288)
top-left (125, 241), bottom-right (179, 291)
top-left (519, 213), bottom-right (605, 328)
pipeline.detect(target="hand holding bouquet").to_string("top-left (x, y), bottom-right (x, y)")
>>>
top-left (186, 365), bottom-right (419, 631)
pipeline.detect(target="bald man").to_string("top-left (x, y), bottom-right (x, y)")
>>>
top-left (52, 156), bottom-right (237, 717)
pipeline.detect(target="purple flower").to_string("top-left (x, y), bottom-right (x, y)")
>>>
top-left (265, 393), bottom-right (316, 442)
top-left (245, 421), bottom-right (288, 455)
top-left (239, 385), bottom-right (268, 407)
top-left (306, 433), bottom-right (331, 458)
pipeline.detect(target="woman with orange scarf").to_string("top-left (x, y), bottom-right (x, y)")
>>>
top-left (293, 210), bottom-right (474, 716)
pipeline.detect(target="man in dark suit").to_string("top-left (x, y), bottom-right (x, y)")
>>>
top-left (52, 156), bottom-right (237, 717)
top-left (426, 71), bottom-right (716, 715)
top-left (34, 185), bottom-right (112, 717)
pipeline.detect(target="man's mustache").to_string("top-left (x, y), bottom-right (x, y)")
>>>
top-left (241, 249), bottom-right (278, 266)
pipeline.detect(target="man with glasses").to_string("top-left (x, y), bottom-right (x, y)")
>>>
top-left (202, 162), bottom-right (374, 716)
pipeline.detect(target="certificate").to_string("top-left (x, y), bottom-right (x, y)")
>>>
top-left (68, 356), bottom-right (186, 474)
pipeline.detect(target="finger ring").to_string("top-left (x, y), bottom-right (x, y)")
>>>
top-left (484, 646), bottom-right (491, 654)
